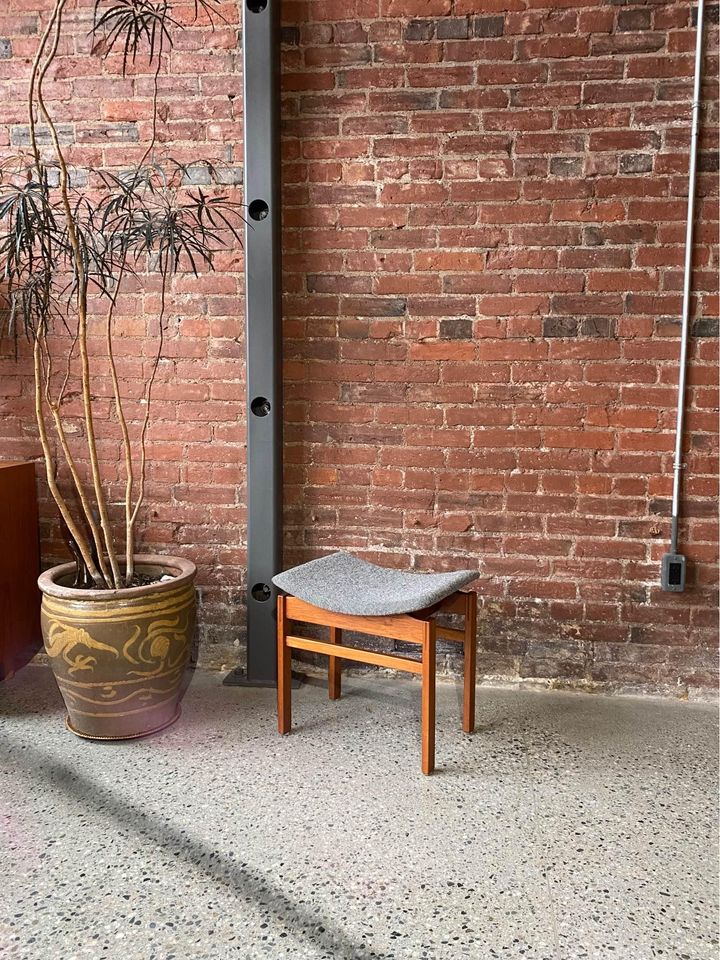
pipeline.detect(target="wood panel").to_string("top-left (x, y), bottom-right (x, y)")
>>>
top-left (277, 595), bottom-right (291, 733)
top-left (284, 595), bottom-right (426, 644)
top-left (0, 461), bottom-right (41, 680)
top-left (436, 626), bottom-right (465, 643)
top-left (435, 592), bottom-right (470, 616)
top-left (463, 591), bottom-right (477, 734)
top-left (328, 625), bottom-right (341, 700)
top-left (421, 621), bottom-right (436, 775)
top-left (285, 635), bottom-right (423, 675)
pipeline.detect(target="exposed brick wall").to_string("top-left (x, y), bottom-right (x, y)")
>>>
top-left (0, 1), bottom-right (718, 694)
top-left (280, 0), bottom-right (719, 694)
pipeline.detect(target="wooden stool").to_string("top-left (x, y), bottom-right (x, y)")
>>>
top-left (273, 553), bottom-right (478, 775)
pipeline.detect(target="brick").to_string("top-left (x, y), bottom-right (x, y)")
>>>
top-left (591, 32), bottom-right (665, 55)
top-left (414, 251), bottom-right (485, 272)
top-left (403, 19), bottom-right (434, 41)
top-left (617, 8), bottom-right (653, 32)
top-left (583, 81), bottom-right (654, 106)
top-left (619, 153), bottom-right (653, 174)
top-left (436, 17), bottom-right (469, 40)
top-left (551, 294), bottom-right (624, 316)
top-left (517, 36), bottom-right (589, 59)
top-left (476, 63), bottom-right (547, 85)
top-left (473, 15), bottom-right (504, 37)
top-left (409, 341), bottom-right (475, 361)
top-left (580, 317), bottom-right (616, 338)
top-left (692, 4), bottom-right (720, 25)
top-left (552, 200), bottom-right (626, 223)
top-left (343, 298), bottom-right (407, 317)
top-left (381, 182), bottom-right (448, 204)
top-left (544, 430), bottom-right (614, 451)
top-left (305, 44), bottom-right (371, 66)
top-left (369, 90), bottom-right (437, 111)
top-left (11, 123), bottom-right (74, 146)
top-left (407, 65), bottom-right (474, 87)
top-left (76, 122), bottom-right (139, 143)
top-left (543, 317), bottom-right (578, 338)
top-left (550, 156), bottom-right (583, 178)
top-left (440, 318), bottom-right (473, 340)
top-left (693, 318), bottom-right (719, 338)
top-left (699, 151), bottom-right (719, 173)
top-left (382, 0), bottom-right (451, 14)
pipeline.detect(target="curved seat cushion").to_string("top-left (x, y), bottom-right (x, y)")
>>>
top-left (272, 552), bottom-right (478, 617)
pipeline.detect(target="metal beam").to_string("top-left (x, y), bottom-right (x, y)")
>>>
top-left (225, 0), bottom-right (282, 685)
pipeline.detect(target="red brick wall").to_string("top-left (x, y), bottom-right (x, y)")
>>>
top-left (1, 1), bottom-right (718, 693)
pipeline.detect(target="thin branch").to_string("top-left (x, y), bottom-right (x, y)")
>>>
top-left (35, 0), bottom-right (121, 588)
top-left (104, 262), bottom-right (136, 586)
top-left (57, 324), bottom-right (79, 407)
top-left (127, 268), bottom-right (168, 581)
top-left (24, 1), bottom-right (109, 587)
top-left (27, 2), bottom-right (61, 174)
top-left (138, 32), bottom-right (164, 169)
top-left (38, 328), bottom-right (111, 588)
top-left (121, 21), bottom-right (163, 583)
top-left (34, 338), bottom-right (103, 586)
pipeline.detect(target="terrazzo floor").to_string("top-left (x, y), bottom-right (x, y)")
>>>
top-left (0, 665), bottom-right (717, 960)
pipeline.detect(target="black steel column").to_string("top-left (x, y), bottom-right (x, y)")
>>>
top-left (225, 0), bottom-right (282, 685)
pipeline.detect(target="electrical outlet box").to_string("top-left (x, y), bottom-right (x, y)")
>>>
top-left (661, 553), bottom-right (686, 592)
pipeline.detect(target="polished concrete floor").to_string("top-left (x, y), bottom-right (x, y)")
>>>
top-left (0, 664), bottom-right (717, 960)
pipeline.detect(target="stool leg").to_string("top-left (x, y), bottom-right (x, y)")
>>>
top-left (328, 626), bottom-right (342, 700)
top-left (463, 591), bottom-right (477, 734)
top-left (421, 621), bottom-right (436, 775)
top-left (277, 595), bottom-right (291, 734)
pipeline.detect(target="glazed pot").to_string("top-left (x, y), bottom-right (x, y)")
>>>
top-left (38, 554), bottom-right (196, 740)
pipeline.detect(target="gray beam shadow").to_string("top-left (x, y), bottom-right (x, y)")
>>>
top-left (7, 741), bottom-right (375, 960)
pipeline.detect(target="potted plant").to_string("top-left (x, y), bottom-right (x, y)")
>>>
top-left (0, 0), bottom-right (242, 738)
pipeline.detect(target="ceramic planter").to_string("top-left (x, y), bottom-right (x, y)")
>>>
top-left (38, 554), bottom-right (196, 740)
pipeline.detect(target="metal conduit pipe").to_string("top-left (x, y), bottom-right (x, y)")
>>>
top-left (661, 0), bottom-right (706, 593)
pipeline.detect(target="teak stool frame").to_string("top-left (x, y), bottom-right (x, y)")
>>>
top-left (277, 590), bottom-right (477, 775)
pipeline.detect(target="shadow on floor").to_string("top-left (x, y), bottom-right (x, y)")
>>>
top-left (0, 664), bottom-right (65, 717)
top-left (9, 739), bottom-right (368, 960)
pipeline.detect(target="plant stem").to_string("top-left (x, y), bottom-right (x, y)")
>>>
top-left (127, 271), bottom-right (169, 581)
top-left (34, 338), bottom-right (103, 585)
top-left (35, 0), bottom-right (121, 588)
top-left (124, 39), bottom-right (165, 584)
top-left (38, 329), bottom-right (112, 585)
top-left (26, 0), bottom-right (109, 588)
top-left (27, 0), bottom-right (59, 174)
top-left (104, 264), bottom-right (136, 586)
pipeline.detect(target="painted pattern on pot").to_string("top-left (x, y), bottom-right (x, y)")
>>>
top-left (39, 556), bottom-right (196, 740)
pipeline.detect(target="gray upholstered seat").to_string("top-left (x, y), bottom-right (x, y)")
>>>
top-left (272, 552), bottom-right (477, 616)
